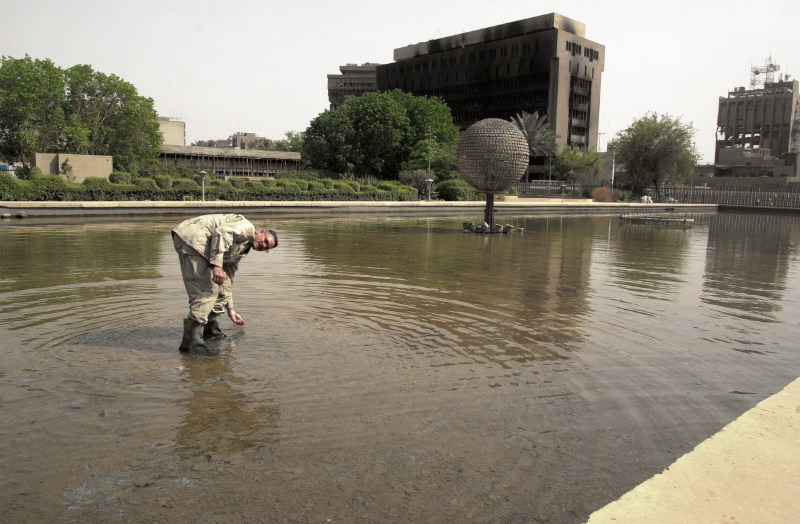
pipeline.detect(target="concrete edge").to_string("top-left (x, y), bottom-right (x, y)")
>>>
top-left (0, 201), bottom-right (719, 219)
top-left (586, 376), bottom-right (800, 523)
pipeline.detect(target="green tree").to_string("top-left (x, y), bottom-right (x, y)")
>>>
top-left (303, 90), bottom-right (459, 179)
top-left (303, 107), bottom-right (355, 175)
top-left (553, 145), bottom-right (602, 187)
top-left (509, 111), bottom-right (557, 158)
top-left (191, 139), bottom-right (222, 147)
top-left (0, 55), bottom-right (66, 175)
top-left (403, 137), bottom-right (459, 182)
top-left (63, 64), bottom-right (162, 172)
top-left (613, 112), bottom-right (700, 198)
top-left (0, 57), bottom-right (162, 174)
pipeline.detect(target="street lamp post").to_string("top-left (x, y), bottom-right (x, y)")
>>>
top-left (199, 170), bottom-right (207, 202)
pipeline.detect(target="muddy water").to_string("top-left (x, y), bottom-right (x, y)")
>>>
top-left (1, 212), bottom-right (799, 523)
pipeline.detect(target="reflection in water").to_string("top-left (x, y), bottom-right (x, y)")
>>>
top-left (0, 221), bottom-right (164, 293)
top-left (1, 212), bottom-right (800, 523)
top-left (295, 217), bottom-right (598, 366)
top-left (175, 348), bottom-right (281, 457)
top-left (703, 213), bottom-right (799, 322)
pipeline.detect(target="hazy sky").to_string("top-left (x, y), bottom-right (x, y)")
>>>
top-left (5, 0), bottom-right (799, 163)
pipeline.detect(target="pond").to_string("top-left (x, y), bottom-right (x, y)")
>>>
top-left (1, 211), bottom-right (799, 523)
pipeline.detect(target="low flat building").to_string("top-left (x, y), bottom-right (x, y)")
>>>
top-left (158, 145), bottom-right (303, 179)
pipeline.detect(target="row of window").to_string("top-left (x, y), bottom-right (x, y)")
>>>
top-left (565, 41), bottom-right (601, 62)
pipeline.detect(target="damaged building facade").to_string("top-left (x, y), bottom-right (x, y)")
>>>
top-left (374, 13), bottom-right (605, 152)
top-left (712, 59), bottom-right (800, 186)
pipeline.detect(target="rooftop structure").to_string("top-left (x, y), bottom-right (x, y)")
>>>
top-left (327, 63), bottom-right (378, 109)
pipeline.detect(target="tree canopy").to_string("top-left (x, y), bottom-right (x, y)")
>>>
top-left (553, 145), bottom-right (602, 186)
top-left (613, 112), bottom-right (700, 197)
top-left (302, 90), bottom-right (460, 179)
top-left (0, 55), bottom-right (162, 174)
top-left (509, 111), bottom-right (557, 159)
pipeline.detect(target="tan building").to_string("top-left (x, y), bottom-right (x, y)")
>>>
top-left (158, 145), bottom-right (303, 179)
top-left (375, 13), bottom-right (605, 152)
top-left (33, 153), bottom-right (113, 182)
top-left (327, 63), bottom-right (379, 109)
top-left (713, 62), bottom-right (799, 185)
top-left (716, 79), bottom-right (799, 163)
top-left (230, 132), bottom-right (266, 149)
top-left (157, 116), bottom-right (186, 146)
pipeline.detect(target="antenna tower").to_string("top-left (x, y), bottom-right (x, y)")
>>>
top-left (750, 56), bottom-right (781, 89)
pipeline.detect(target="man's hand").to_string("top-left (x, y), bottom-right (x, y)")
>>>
top-left (212, 266), bottom-right (226, 285)
top-left (229, 310), bottom-right (245, 325)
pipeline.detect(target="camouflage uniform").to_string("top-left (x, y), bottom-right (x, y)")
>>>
top-left (172, 213), bottom-right (256, 324)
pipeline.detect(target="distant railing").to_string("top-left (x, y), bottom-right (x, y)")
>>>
top-left (662, 186), bottom-right (800, 209)
top-left (512, 182), bottom-right (800, 209)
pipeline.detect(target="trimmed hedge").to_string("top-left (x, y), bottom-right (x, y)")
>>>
top-left (0, 173), bottom-right (419, 202)
top-left (437, 179), bottom-right (477, 201)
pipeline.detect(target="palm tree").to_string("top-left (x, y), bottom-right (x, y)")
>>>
top-left (509, 111), bottom-right (557, 158)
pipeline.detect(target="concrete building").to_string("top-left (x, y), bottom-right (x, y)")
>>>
top-left (713, 60), bottom-right (799, 185)
top-left (158, 145), bottom-right (302, 179)
top-left (230, 132), bottom-right (266, 150)
top-left (33, 153), bottom-right (113, 183)
top-left (716, 80), bottom-right (799, 162)
top-left (328, 63), bottom-right (379, 109)
top-left (375, 13), bottom-right (605, 152)
top-left (157, 116), bottom-right (186, 146)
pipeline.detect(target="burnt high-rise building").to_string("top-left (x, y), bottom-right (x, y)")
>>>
top-left (716, 59), bottom-right (799, 164)
top-left (375, 13), bottom-right (605, 151)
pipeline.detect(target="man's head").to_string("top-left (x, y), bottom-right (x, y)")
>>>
top-left (253, 229), bottom-right (278, 251)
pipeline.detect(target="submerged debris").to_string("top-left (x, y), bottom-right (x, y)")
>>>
top-left (462, 222), bottom-right (522, 234)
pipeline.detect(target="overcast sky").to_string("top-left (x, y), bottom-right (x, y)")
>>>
top-left (5, 0), bottom-right (799, 163)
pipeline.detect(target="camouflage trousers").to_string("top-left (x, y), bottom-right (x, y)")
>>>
top-left (172, 233), bottom-right (231, 324)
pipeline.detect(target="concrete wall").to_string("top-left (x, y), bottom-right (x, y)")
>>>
top-left (158, 117), bottom-right (186, 146)
top-left (33, 153), bottom-right (113, 182)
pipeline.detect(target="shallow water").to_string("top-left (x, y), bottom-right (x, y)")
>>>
top-left (1, 211), bottom-right (799, 523)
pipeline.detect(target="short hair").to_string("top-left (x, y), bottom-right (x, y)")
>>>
top-left (267, 229), bottom-right (278, 248)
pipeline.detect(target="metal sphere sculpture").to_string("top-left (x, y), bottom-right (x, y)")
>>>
top-left (456, 118), bottom-right (529, 229)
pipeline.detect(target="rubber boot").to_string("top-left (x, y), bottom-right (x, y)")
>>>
top-left (179, 318), bottom-right (220, 355)
top-left (203, 312), bottom-right (227, 340)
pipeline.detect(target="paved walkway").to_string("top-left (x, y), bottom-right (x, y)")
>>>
top-left (587, 376), bottom-right (800, 523)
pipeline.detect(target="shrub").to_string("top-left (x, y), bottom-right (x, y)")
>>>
top-left (437, 179), bottom-right (476, 201)
top-left (29, 174), bottom-right (70, 200)
top-left (0, 171), bottom-right (25, 200)
top-left (262, 178), bottom-right (277, 187)
top-left (82, 177), bottom-right (113, 189)
top-left (591, 186), bottom-right (621, 202)
top-left (211, 179), bottom-right (234, 191)
top-left (229, 178), bottom-right (247, 189)
top-left (153, 174), bottom-right (172, 190)
top-left (276, 180), bottom-right (301, 193)
top-left (333, 181), bottom-right (356, 195)
top-left (173, 178), bottom-right (200, 191)
top-left (277, 170), bottom-right (325, 180)
top-left (134, 177), bottom-right (159, 190)
top-left (109, 172), bottom-right (132, 184)
top-left (245, 180), bottom-right (264, 190)
top-left (307, 181), bottom-right (326, 193)
top-left (80, 177), bottom-right (114, 201)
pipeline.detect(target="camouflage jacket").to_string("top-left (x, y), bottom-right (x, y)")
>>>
top-left (172, 213), bottom-right (256, 271)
